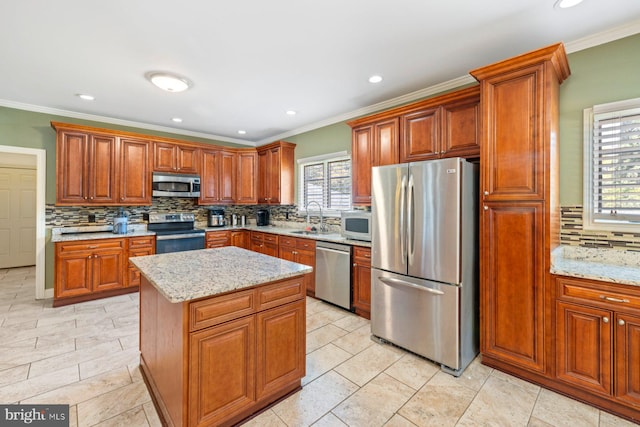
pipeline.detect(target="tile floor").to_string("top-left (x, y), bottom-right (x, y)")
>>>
top-left (0, 266), bottom-right (636, 426)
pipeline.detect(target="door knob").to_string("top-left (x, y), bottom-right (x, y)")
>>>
top-left (603, 317), bottom-right (609, 323)
top-left (619, 319), bottom-right (626, 326)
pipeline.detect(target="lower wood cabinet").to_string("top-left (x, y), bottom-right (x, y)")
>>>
top-left (250, 231), bottom-right (279, 257)
top-left (127, 236), bottom-right (155, 287)
top-left (278, 236), bottom-right (316, 297)
top-left (231, 230), bottom-right (250, 249)
top-left (205, 230), bottom-right (231, 248)
top-left (352, 246), bottom-right (371, 319)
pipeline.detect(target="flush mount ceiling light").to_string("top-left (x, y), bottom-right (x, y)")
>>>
top-left (76, 94), bottom-right (95, 101)
top-left (554, 0), bottom-right (584, 8)
top-left (146, 72), bottom-right (192, 92)
top-left (171, 117), bottom-right (183, 123)
top-left (286, 110), bottom-right (297, 116)
top-left (368, 75), bottom-right (383, 83)
top-left (237, 130), bottom-right (247, 135)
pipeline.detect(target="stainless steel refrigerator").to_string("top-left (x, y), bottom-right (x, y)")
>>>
top-left (371, 157), bottom-right (478, 376)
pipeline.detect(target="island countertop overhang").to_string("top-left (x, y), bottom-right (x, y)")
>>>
top-left (130, 246), bottom-right (313, 303)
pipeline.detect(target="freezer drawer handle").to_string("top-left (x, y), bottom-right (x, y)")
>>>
top-left (378, 277), bottom-right (445, 295)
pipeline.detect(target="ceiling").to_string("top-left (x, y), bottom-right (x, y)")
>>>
top-left (1, 1), bottom-right (640, 146)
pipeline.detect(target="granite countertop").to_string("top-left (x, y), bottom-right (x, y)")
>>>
top-left (130, 246), bottom-right (313, 303)
top-left (551, 245), bottom-right (640, 287)
top-left (51, 224), bottom-right (155, 242)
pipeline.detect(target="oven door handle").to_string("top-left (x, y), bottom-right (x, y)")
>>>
top-left (156, 233), bottom-right (205, 241)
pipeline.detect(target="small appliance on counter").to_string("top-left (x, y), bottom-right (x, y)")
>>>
top-left (112, 208), bottom-right (129, 234)
top-left (256, 209), bottom-right (269, 226)
top-left (207, 209), bottom-right (225, 227)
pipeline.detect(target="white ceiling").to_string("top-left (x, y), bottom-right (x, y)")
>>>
top-left (1, 1), bottom-right (640, 146)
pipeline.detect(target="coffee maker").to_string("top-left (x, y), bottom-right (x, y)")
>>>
top-left (207, 209), bottom-right (225, 227)
top-left (256, 209), bottom-right (269, 226)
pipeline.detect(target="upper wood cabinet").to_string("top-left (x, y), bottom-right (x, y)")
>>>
top-left (153, 142), bottom-right (199, 174)
top-left (236, 150), bottom-right (258, 205)
top-left (119, 138), bottom-right (151, 205)
top-left (351, 125), bottom-right (374, 205)
top-left (200, 149), bottom-right (236, 205)
top-left (257, 141), bottom-right (295, 205)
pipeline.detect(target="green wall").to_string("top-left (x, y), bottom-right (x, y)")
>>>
top-left (559, 33), bottom-right (640, 205)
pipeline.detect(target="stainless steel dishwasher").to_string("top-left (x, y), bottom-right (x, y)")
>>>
top-left (315, 241), bottom-right (352, 310)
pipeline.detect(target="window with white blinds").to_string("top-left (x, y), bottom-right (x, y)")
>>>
top-left (583, 98), bottom-right (640, 230)
top-left (298, 152), bottom-right (351, 215)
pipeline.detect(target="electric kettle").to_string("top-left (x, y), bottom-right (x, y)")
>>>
top-left (113, 208), bottom-right (129, 234)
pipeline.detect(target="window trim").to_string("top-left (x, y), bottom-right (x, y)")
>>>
top-left (297, 151), bottom-right (351, 217)
top-left (583, 97), bottom-right (640, 232)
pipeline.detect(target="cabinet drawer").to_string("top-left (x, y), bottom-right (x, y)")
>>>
top-left (296, 238), bottom-right (315, 251)
top-left (353, 246), bottom-right (371, 263)
top-left (264, 234), bottom-right (278, 244)
top-left (251, 232), bottom-right (263, 242)
top-left (279, 236), bottom-right (296, 248)
top-left (557, 276), bottom-right (640, 311)
top-left (190, 289), bottom-right (256, 331)
top-left (57, 238), bottom-right (126, 254)
top-left (256, 277), bottom-right (305, 311)
top-left (129, 248), bottom-right (154, 258)
top-left (129, 236), bottom-right (155, 249)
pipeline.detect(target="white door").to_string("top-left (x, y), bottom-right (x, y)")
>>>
top-left (0, 167), bottom-right (36, 268)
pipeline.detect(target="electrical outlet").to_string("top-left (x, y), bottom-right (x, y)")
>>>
top-left (285, 212), bottom-right (289, 220)
top-left (142, 213), bottom-right (149, 221)
top-left (88, 214), bottom-right (96, 223)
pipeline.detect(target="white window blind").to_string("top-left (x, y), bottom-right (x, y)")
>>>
top-left (584, 98), bottom-right (640, 230)
top-left (298, 152), bottom-right (351, 215)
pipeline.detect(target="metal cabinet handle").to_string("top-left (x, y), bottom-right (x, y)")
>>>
top-left (619, 319), bottom-right (626, 326)
top-left (87, 245), bottom-right (98, 249)
top-left (599, 295), bottom-right (630, 303)
top-left (603, 317), bottom-right (609, 323)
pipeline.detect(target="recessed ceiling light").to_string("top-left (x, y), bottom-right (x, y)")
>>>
top-left (145, 72), bottom-right (192, 92)
top-left (172, 117), bottom-right (183, 123)
top-left (286, 110), bottom-right (297, 116)
top-left (237, 130), bottom-right (247, 135)
top-left (554, 0), bottom-right (584, 8)
top-left (369, 75), bottom-right (383, 83)
top-left (77, 94), bottom-right (95, 101)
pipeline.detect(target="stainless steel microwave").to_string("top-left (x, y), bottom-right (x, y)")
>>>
top-left (341, 210), bottom-right (372, 241)
top-left (152, 172), bottom-right (201, 197)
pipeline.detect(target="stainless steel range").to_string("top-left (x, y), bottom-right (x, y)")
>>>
top-left (148, 212), bottom-right (205, 254)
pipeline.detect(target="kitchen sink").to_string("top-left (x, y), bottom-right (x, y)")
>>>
top-left (290, 230), bottom-right (318, 235)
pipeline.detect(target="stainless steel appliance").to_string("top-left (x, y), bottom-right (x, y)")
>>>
top-left (340, 210), bottom-right (371, 241)
top-left (207, 209), bottom-right (225, 227)
top-left (371, 157), bottom-right (478, 376)
top-left (152, 173), bottom-right (201, 198)
top-left (112, 208), bottom-right (129, 234)
top-left (315, 241), bottom-right (351, 310)
top-left (256, 209), bottom-right (269, 226)
top-left (148, 212), bottom-right (205, 254)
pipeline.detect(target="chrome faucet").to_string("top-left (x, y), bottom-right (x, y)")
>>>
top-left (305, 201), bottom-right (326, 232)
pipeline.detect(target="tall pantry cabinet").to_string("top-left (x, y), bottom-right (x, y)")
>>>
top-left (470, 44), bottom-right (570, 376)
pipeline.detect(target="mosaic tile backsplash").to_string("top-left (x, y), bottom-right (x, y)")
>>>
top-left (561, 206), bottom-right (640, 251)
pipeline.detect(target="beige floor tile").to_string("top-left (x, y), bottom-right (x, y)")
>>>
top-left (69, 404), bottom-right (78, 427)
top-left (384, 413), bottom-right (418, 426)
top-left (272, 370), bottom-right (359, 426)
top-left (29, 340), bottom-right (122, 378)
top-left (76, 380), bottom-right (151, 426)
top-left (527, 416), bottom-right (555, 426)
top-left (93, 404), bottom-right (149, 427)
top-left (307, 324), bottom-right (349, 353)
top-left (333, 373), bottom-right (416, 426)
top-left (312, 412), bottom-right (348, 426)
top-left (331, 312), bottom-right (369, 332)
top-left (306, 307), bottom-right (350, 332)
top-left (456, 375), bottom-right (539, 427)
top-left (490, 368), bottom-right (541, 395)
top-left (143, 401), bottom-right (163, 427)
top-left (242, 409), bottom-right (287, 426)
top-left (530, 389), bottom-right (599, 427)
top-left (22, 367), bottom-right (132, 406)
top-left (332, 324), bottom-right (375, 355)
top-left (0, 364), bottom-right (30, 387)
top-left (303, 343), bottom-right (352, 386)
top-left (118, 332), bottom-right (139, 350)
top-left (426, 357), bottom-right (492, 392)
top-left (399, 382), bottom-right (476, 427)
top-left (334, 343), bottom-right (403, 386)
top-left (0, 365), bottom-right (79, 403)
top-left (78, 347), bottom-right (140, 380)
top-left (385, 353), bottom-right (440, 391)
top-left (599, 410), bottom-right (639, 427)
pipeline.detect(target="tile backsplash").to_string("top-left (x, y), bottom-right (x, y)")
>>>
top-left (561, 206), bottom-right (640, 251)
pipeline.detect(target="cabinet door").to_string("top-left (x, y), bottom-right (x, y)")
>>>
top-left (481, 64), bottom-right (545, 201)
top-left (200, 150), bottom-right (221, 204)
top-left (278, 246), bottom-right (296, 263)
top-left (267, 146), bottom-right (281, 204)
top-left (556, 302), bottom-right (612, 396)
top-left (441, 97), bottom-right (480, 158)
top-left (257, 150), bottom-right (269, 204)
top-left (481, 202), bottom-right (546, 373)
top-left (177, 146), bottom-right (199, 174)
top-left (219, 150), bottom-right (236, 203)
top-left (119, 138), bottom-right (151, 205)
top-left (400, 107), bottom-right (440, 163)
top-left (230, 231), bottom-right (249, 249)
top-left (374, 118), bottom-right (399, 166)
top-left (128, 247), bottom-right (154, 287)
top-left (352, 125), bottom-right (373, 205)
top-left (55, 252), bottom-right (93, 299)
top-left (56, 131), bottom-right (89, 204)
top-left (256, 301), bottom-right (305, 400)
top-left (297, 250), bottom-right (316, 297)
top-left (92, 249), bottom-right (125, 292)
top-left (88, 135), bottom-right (118, 204)
top-left (153, 142), bottom-right (176, 172)
top-left (236, 151), bottom-right (258, 204)
top-left (352, 247), bottom-right (372, 319)
top-left (616, 313), bottom-right (640, 407)
top-left (189, 316), bottom-right (256, 427)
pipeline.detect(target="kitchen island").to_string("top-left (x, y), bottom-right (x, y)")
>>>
top-left (130, 246), bottom-right (312, 427)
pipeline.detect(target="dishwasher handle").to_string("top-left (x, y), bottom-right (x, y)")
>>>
top-left (317, 246), bottom-right (350, 256)
top-left (379, 276), bottom-right (445, 295)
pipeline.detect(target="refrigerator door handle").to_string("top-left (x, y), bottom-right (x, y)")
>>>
top-left (400, 175), bottom-right (407, 261)
top-left (378, 276), bottom-right (445, 295)
top-left (407, 173), bottom-right (415, 259)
